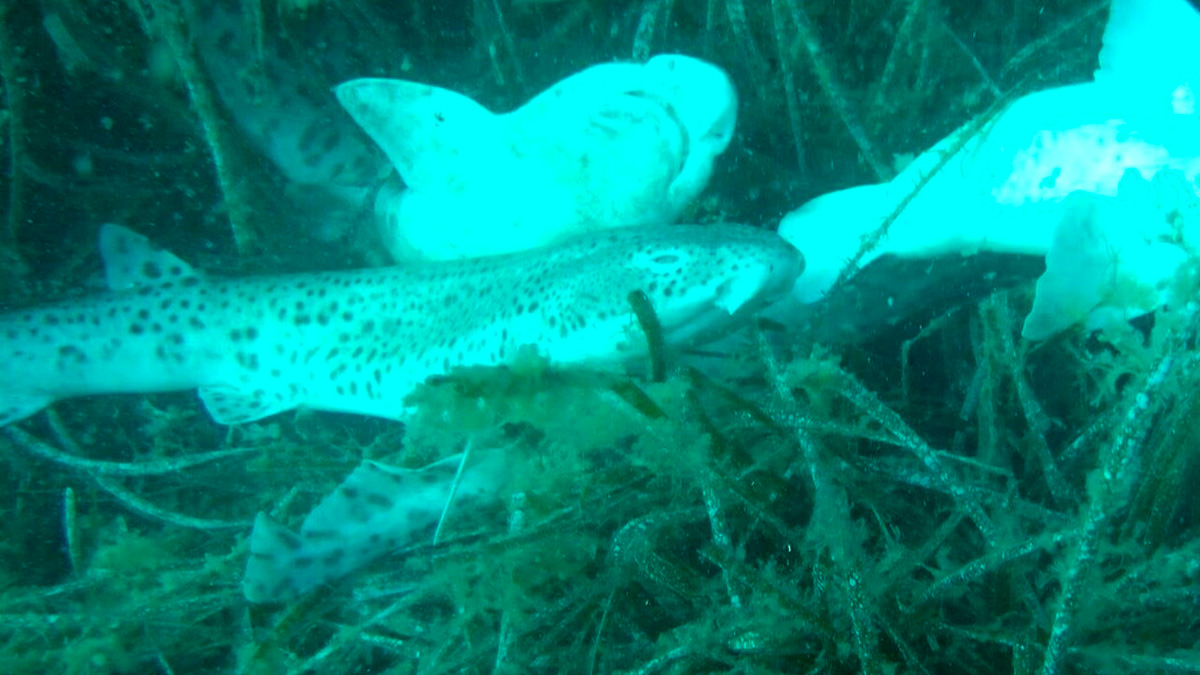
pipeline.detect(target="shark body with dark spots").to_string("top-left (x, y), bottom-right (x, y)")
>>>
top-left (194, 1), bottom-right (387, 241)
top-left (0, 223), bottom-right (802, 427)
top-left (243, 450), bottom-right (508, 604)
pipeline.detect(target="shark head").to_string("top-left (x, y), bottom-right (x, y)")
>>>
top-left (642, 55), bottom-right (737, 150)
top-left (777, 183), bottom-right (893, 304)
top-left (590, 224), bottom-right (804, 355)
top-left (639, 55), bottom-right (738, 201)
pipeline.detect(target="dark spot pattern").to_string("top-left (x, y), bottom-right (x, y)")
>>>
top-left (0, 224), bottom-right (798, 433)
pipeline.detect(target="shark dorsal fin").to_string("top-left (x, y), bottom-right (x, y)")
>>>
top-left (98, 224), bottom-right (199, 292)
top-left (1096, 0), bottom-right (1200, 113)
top-left (336, 79), bottom-right (501, 190)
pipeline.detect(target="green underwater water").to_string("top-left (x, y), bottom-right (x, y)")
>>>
top-left (1, 0), bottom-right (1198, 673)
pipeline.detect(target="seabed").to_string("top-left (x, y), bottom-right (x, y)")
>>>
top-left (1, 1), bottom-right (1197, 674)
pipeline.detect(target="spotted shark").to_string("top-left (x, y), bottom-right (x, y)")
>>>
top-left (777, 0), bottom-right (1200, 338)
top-left (193, 1), bottom-right (388, 241)
top-left (0, 223), bottom-right (802, 428)
top-left (193, 3), bottom-right (737, 261)
top-left (336, 54), bottom-right (738, 262)
top-left (244, 449), bottom-right (508, 603)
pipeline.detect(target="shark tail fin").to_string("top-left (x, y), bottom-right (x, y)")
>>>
top-left (336, 78), bottom-right (501, 190)
top-left (242, 512), bottom-right (313, 604)
top-left (243, 459), bottom-right (449, 603)
top-left (1096, 0), bottom-right (1200, 113)
top-left (243, 451), bottom-right (506, 603)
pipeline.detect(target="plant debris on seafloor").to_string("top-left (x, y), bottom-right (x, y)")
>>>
top-left (1, 1), bottom-right (1198, 674)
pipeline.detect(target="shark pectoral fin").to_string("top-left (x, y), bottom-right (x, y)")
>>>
top-left (198, 384), bottom-right (300, 425)
top-left (335, 78), bottom-right (499, 189)
top-left (98, 224), bottom-right (200, 292)
top-left (0, 393), bottom-right (54, 427)
top-left (1022, 192), bottom-right (1115, 341)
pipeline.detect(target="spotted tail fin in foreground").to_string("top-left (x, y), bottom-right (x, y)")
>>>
top-left (243, 451), bottom-right (505, 603)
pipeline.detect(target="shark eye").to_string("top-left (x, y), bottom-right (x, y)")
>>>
top-left (652, 255), bottom-right (680, 264)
